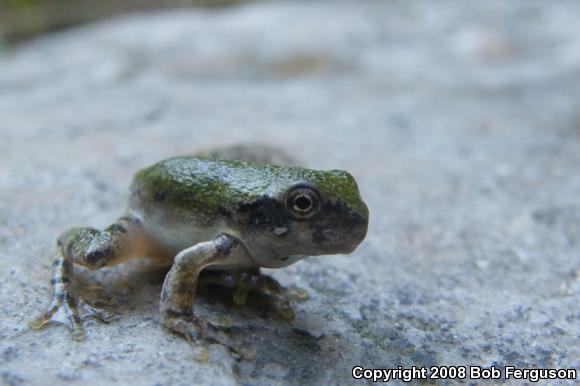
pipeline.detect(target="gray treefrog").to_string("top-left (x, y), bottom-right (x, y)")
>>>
top-left (31, 152), bottom-right (369, 353)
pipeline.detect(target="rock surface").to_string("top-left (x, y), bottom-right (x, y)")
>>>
top-left (1, 1), bottom-right (579, 385)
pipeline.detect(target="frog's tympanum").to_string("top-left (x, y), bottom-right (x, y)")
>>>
top-left (32, 155), bottom-right (368, 352)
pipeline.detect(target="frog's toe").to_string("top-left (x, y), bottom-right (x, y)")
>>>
top-left (163, 313), bottom-right (251, 360)
top-left (232, 283), bottom-right (251, 306)
top-left (202, 324), bottom-right (253, 360)
top-left (163, 312), bottom-right (204, 343)
top-left (29, 309), bottom-right (57, 330)
top-left (273, 300), bottom-right (295, 321)
top-left (166, 315), bottom-right (226, 345)
top-left (287, 286), bottom-right (310, 302)
top-left (78, 300), bottom-right (115, 323)
top-left (70, 322), bottom-right (85, 341)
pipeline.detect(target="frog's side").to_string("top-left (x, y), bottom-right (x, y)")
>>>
top-left (32, 156), bottom-right (369, 350)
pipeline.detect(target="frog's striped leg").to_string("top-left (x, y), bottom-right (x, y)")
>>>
top-left (31, 216), bottom-right (146, 340)
top-left (160, 233), bottom-right (254, 354)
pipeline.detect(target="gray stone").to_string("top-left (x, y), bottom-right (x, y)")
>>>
top-left (0, 1), bottom-right (579, 385)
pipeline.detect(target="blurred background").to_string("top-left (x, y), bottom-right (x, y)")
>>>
top-left (0, 0), bottom-right (249, 45)
top-left (1, 1), bottom-right (579, 385)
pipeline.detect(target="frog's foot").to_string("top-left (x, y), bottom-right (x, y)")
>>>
top-left (30, 290), bottom-right (114, 340)
top-left (162, 311), bottom-right (251, 360)
top-left (234, 272), bottom-right (295, 321)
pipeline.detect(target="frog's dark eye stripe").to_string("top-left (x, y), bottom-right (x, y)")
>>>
top-left (285, 186), bottom-right (320, 219)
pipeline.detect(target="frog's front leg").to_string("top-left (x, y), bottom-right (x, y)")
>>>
top-left (160, 233), bottom-right (254, 350)
top-left (31, 216), bottom-right (146, 339)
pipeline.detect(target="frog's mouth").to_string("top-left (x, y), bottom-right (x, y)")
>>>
top-left (277, 254), bottom-right (305, 262)
top-left (258, 254), bottom-right (304, 268)
top-left (308, 205), bottom-right (369, 254)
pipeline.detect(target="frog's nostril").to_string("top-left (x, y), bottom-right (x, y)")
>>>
top-left (349, 211), bottom-right (368, 228)
top-left (353, 215), bottom-right (368, 241)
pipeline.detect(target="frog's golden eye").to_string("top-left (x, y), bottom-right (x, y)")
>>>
top-left (285, 186), bottom-right (320, 219)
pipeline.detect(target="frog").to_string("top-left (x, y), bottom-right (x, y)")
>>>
top-left (31, 150), bottom-right (369, 353)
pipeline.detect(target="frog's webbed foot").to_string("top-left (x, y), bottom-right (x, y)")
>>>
top-left (30, 288), bottom-right (114, 340)
top-left (162, 311), bottom-right (250, 360)
top-left (31, 247), bottom-right (115, 340)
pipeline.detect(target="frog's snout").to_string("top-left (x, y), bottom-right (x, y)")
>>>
top-left (320, 202), bottom-right (369, 254)
top-left (346, 208), bottom-right (369, 251)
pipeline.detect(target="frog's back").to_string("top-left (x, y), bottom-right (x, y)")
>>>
top-left (130, 157), bottom-right (287, 213)
top-left (127, 157), bottom-right (288, 254)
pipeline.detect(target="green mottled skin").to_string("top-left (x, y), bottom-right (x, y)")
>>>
top-left (132, 156), bottom-right (367, 218)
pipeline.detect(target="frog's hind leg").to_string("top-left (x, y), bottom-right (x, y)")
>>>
top-left (160, 233), bottom-right (255, 357)
top-left (233, 270), bottom-right (295, 320)
top-left (31, 216), bottom-right (147, 340)
top-left (199, 269), bottom-right (295, 321)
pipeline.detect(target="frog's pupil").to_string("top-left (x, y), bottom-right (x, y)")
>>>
top-left (294, 195), bottom-right (312, 212)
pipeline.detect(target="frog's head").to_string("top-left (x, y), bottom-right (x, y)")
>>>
top-left (240, 168), bottom-right (369, 268)
top-left (285, 170), bottom-right (369, 255)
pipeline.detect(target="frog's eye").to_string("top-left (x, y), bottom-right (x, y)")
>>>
top-left (285, 186), bottom-right (320, 219)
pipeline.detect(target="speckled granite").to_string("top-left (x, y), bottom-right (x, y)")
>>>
top-left (0, 1), bottom-right (579, 385)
